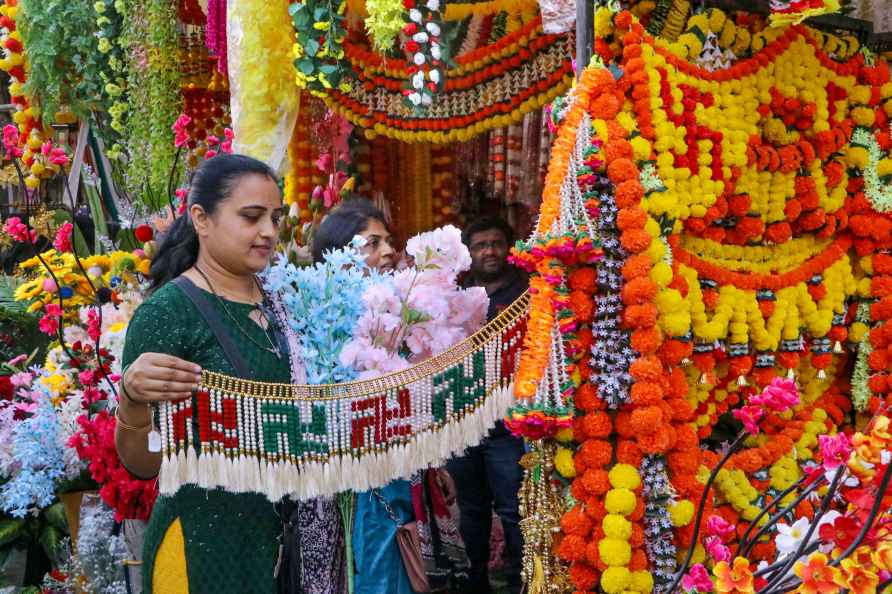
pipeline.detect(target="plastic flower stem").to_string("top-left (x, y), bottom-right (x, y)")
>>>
top-left (828, 460), bottom-right (892, 567)
top-left (60, 168), bottom-right (119, 400)
top-left (752, 541), bottom-right (820, 578)
top-left (759, 465), bottom-right (846, 594)
top-left (667, 431), bottom-right (747, 594)
top-left (738, 475), bottom-right (824, 559)
top-left (166, 146), bottom-right (183, 218)
top-left (9, 158), bottom-right (79, 365)
top-left (735, 474), bottom-right (808, 557)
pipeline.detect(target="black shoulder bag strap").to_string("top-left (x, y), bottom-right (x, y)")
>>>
top-left (172, 276), bottom-right (254, 379)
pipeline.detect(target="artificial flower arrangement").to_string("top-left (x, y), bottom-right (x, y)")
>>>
top-left (264, 223), bottom-right (488, 382)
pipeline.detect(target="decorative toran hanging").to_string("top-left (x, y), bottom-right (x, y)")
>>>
top-left (155, 294), bottom-right (528, 501)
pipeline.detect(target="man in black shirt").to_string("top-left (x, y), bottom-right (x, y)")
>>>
top-left (448, 216), bottom-right (528, 594)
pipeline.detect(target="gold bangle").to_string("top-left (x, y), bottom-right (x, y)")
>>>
top-left (114, 407), bottom-right (152, 433)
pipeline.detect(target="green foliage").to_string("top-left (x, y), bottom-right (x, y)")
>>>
top-left (290, 0), bottom-right (350, 93)
top-left (19, 0), bottom-right (106, 124)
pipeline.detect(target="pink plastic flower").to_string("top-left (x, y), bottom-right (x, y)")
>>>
top-left (2, 124), bottom-right (23, 158)
top-left (682, 563), bottom-right (714, 593)
top-left (220, 128), bottom-right (234, 153)
top-left (818, 432), bottom-right (852, 471)
top-left (49, 147), bottom-right (69, 166)
top-left (205, 149), bottom-right (218, 159)
top-left (705, 536), bottom-right (732, 563)
top-left (3, 216), bottom-right (37, 244)
top-left (172, 114), bottom-right (192, 148)
top-left (707, 515), bottom-right (736, 541)
top-left (53, 221), bottom-right (73, 253)
top-left (750, 377), bottom-right (799, 412)
top-left (733, 405), bottom-right (764, 435)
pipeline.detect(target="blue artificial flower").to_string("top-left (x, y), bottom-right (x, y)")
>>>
top-left (1, 389), bottom-right (66, 517)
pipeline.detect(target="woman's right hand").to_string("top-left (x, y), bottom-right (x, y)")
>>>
top-left (122, 353), bottom-right (202, 403)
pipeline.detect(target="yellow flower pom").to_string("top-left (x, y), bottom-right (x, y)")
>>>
top-left (608, 464), bottom-right (641, 490)
top-left (602, 514), bottom-right (632, 540)
top-left (849, 322), bottom-right (868, 344)
top-left (555, 446), bottom-right (576, 479)
top-left (669, 499), bottom-right (695, 527)
top-left (605, 489), bottom-right (637, 516)
top-left (601, 567), bottom-right (632, 594)
top-left (555, 427), bottom-right (574, 443)
top-left (650, 262), bottom-right (673, 287)
top-left (631, 136), bottom-right (651, 161)
top-left (630, 571), bottom-right (654, 593)
top-left (846, 146), bottom-right (869, 169)
top-left (599, 538), bottom-right (632, 567)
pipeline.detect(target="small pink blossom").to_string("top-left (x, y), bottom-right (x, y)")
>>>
top-left (204, 149), bottom-right (218, 159)
top-left (78, 370), bottom-right (96, 387)
top-left (172, 114), bottom-right (192, 148)
top-left (44, 303), bottom-right (63, 317)
top-left (704, 536), bottom-right (731, 563)
top-left (682, 563), bottom-right (713, 593)
top-left (818, 432), bottom-right (852, 471)
top-left (9, 372), bottom-right (32, 387)
top-left (3, 216), bottom-right (37, 244)
top-left (315, 153), bottom-right (333, 172)
top-left (86, 308), bottom-right (102, 342)
top-left (750, 377), bottom-right (799, 412)
top-left (2, 124), bottom-right (23, 158)
top-left (40, 141), bottom-right (52, 156)
top-left (8, 354), bottom-right (27, 367)
top-left (732, 404), bottom-right (763, 435)
top-left (53, 221), bottom-right (73, 253)
top-left (706, 515), bottom-right (736, 541)
top-left (221, 128), bottom-right (233, 153)
top-left (206, 135), bottom-right (220, 147)
top-left (49, 147), bottom-right (69, 166)
top-left (38, 313), bottom-right (60, 336)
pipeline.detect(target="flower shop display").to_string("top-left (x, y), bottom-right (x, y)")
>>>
top-left (154, 226), bottom-right (521, 501)
top-left (510, 5), bottom-right (892, 593)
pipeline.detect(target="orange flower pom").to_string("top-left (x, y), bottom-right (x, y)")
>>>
top-left (631, 326), bottom-right (661, 354)
top-left (628, 497), bottom-right (645, 521)
top-left (585, 496), bottom-right (608, 521)
top-left (571, 477), bottom-right (589, 501)
top-left (674, 424), bottom-right (699, 450)
top-left (624, 303), bottom-right (658, 328)
top-left (667, 450), bottom-right (700, 475)
top-left (629, 405), bottom-right (664, 435)
top-left (614, 179), bottom-right (645, 208)
top-left (604, 139), bottom-right (633, 163)
top-left (629, 548), bottom-right (648, 571)
top-left (608, 158), bottom-right (638, 184)
top-left (622, 254), bottom-right (653, 280)
top-left (623, 277), bottom-right (658, 305)
top-left (616, 439), bottom-right (643, 467)
top-left (660, 339), bottom-right (693, 367)
top-left (582, 468), bottom-right (611, 495)
top-left (765, 221), bottom-right (792, 244)
top-left (585, 541), bottom-right (603, 569)
top-left (621, 228), bottom-right (653, 253)
top-left (570, 290), bottom-right (595, 323)
top-left (569, 267), bottom-right (597, 293)
top-left (667, 367), bottom-right (690, 398)
top-left (581, 411), bottom-right (613, 438)
top-left (569, 561), bottom-right (599, 590)
top-left (617, 207), bottom-right (647, 231)
top-left (629, 523), bottom-right (645, 548)
top-left (561, 505), bottom-right (593, 537)
top-left (638, 430), bottom-right (672, 454)
top-left (558, 535), bottom-right (588, 562)
top-left (665, 398), bottom-right (695, 421)
top-left (630, 381), bottom-right (662, 405)
top-left (577, 439), bottom-right (612, 469)
top-left (629, 355), bottom-right (663, 381)
top-left (614, 411), bottom-right (634, 438)
top-left (576, 382), bottom-right (606, 411)
top-left (577, 327), bottom-right (594, 351)
top-left (590, 92), bottom-right (622, 120)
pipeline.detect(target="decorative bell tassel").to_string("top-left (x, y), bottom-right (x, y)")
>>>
top-left (737, 375), bottom-right (747, 386)
top-left (787, 368), bottom-right (795, 380)
top-left (817, 369), bottom-right (826, 379)
top-left (833, 341), bottom-right (843, 354)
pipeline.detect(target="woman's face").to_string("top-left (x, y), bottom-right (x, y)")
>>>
top-left (359, 218), bottom-right (396, 273)
top-left (192, 174), bottom-right (284, 275)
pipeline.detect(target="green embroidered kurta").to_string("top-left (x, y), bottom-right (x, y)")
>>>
top-left (122, 281), bottom-right (291, 594)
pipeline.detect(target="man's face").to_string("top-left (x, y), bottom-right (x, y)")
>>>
top-left (468, 228), bottom-right (509, 279)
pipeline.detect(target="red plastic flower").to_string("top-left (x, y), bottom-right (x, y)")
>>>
top-left (817, 432), bottom-right (852, 471)
top-left (52, 221), bottom-right (73, 253)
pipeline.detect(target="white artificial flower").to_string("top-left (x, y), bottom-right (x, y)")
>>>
top-left (430, 44), bottom-right (441, 60)
top-left (428, 69), bottom-right (440, 84)
top-left (412, 32), bottom-right (429, 43)
top-left (426, 22), bottom-right (441, 36)
top-left (412, 70), bottom-right (425, 89)
top-left (409, 8), bottom-right (422, 22)
top-left (775, 517), bottom-right (811, 558)
top-left (413, 53), bottom-right (426, 66)
top-left (425, 0), bottom-right (439, 10)
top-left (421, 93), bottom-right (432, 106)
top-left (408, 92), bottom-right (422, 106)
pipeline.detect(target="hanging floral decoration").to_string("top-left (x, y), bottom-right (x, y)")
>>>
top-left (516, 5), bottom-right (892, 590)
top-left (289, 0), bottom-right (350, 95)
top-left (93, 0), bottom-right (129, 161)
top-left (768, 0), bottom-right (841, 28)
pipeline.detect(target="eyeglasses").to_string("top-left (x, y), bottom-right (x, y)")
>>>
top-left (469, 239), bottom-right (507, 252)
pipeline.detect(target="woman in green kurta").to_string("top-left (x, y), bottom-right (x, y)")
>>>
top-left (115, 154), bottom-right (344, 593)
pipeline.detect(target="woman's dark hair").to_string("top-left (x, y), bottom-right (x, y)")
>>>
top-left (311, 198), bottom-right (388, 264)
top-left (149, 154), bottom-right (278, 290)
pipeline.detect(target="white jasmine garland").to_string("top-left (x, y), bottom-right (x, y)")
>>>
top-left (413, 53), bottom-right (426, 65)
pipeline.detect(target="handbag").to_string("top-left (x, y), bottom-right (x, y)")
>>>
top-left (372, 489), bottom-right (430, 593)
